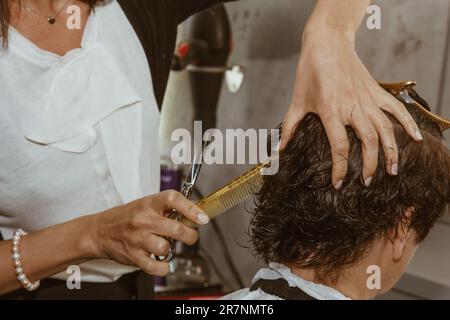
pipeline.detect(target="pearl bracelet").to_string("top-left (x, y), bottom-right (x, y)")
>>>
top-left (11, 229), bottom-right (40, 292)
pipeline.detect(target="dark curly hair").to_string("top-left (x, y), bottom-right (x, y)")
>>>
top-left (250, 101), bottom-right (450, 281)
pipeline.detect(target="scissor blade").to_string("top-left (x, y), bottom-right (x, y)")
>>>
top-left (181, 139), bottom-right (209, 198)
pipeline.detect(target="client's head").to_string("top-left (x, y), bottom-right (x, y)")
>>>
top-left (250, 105), bottom-right (450, 299)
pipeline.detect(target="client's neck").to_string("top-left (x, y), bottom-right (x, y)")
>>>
top-left (290, 264), bottom-right (381, 300)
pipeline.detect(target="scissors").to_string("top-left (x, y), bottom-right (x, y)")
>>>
top-left (156, 139), bottom-right (208, 262)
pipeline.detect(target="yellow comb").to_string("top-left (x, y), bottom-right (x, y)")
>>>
top-left (180, 160), bottom-right (273, 228)
top-left (180, 81), bottom-right (449, 229)
top-left (379, 81), bottom-right (450, 132)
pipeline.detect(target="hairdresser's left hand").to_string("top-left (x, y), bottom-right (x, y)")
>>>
top-left (281, 25), bottom-right (422, 189)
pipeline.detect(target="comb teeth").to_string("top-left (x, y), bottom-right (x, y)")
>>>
top-left (219, 173), bottom-right (263, 211)
top-left (180, 159), bottom-right (277, 228)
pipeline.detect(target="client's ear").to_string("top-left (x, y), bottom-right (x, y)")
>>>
top-left (390, 208), bottom-right (415, 262)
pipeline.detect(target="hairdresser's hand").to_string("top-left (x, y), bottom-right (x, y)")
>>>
top-left (88, 190), bottom-right (209, 276)
top-left (281, 27), bottom-right (422, 189)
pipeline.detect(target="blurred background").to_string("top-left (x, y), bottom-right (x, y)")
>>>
top-left (159, 0), bottom-right (450, 300)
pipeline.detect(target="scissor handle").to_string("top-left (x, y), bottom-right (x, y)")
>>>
top-left (155, 209), bottom-right (181, 262)
top-left (155, 140), bottom-right (209, 262)
top-left (158, 239), bottom-right (176, 262)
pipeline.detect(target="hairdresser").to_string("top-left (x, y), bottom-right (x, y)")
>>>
top-left (0, 0), bottom-right (421, 299)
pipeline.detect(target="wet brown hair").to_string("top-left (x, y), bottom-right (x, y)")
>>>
top-left (0, 0), bottom-right (103, 47)
top-left (250, 103), bottom-right (450, 281)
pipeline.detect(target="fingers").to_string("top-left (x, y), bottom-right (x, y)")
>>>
top-left (151, 215), bottom-right (199, 246)
top-left (133, 250), bottom-right (169, 277)
top-left (351, 110), bottom-right (379, 186)
top-left (379, 92), bottom-right (423, 141)
top-left (321, 112), bottom-right (350, 189)
top-left (156, 190), bottom-right (210, 226)
top-left (367, 110), bottom-right (399, 176)
top-left (280, 106), bottom-right (307, 150)
top-left (140, 234), bottom-right (171, 257)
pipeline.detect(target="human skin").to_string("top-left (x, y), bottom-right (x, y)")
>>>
top-left (291, 211), bottom-right (419, 300)
top-left (0, 0), bottom-right (421, 295)
top-left (0, 0), bottom-right (212, 295)
top-left (282, 0), bottom-right (422, 189)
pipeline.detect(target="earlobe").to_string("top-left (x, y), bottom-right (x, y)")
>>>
top-left (392, 234), bottom-right (408, 263)
top-left (392, 207), bottom-right (414, 262)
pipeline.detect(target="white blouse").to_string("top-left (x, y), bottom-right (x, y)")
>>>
top-left (0, 1), bottom-right (161, 282)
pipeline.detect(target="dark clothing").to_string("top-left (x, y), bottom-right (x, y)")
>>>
top-left (250, 278), bottom-right (318, 300)
top-left (118, 0), bottom-right (237, 108)
top-left (1, 272), bottom-right (152, 300)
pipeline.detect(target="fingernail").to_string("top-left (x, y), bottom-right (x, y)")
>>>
top-left (391, 163), bottom-right (398, 176)
top-left (196, 212), bottom-right (210, 225)
top-left (334, 180), bottom-right (344, 190)
top-left (364, 176), bottom-right (373, 187)
top-left (415, 130), bottom-right (423, 141)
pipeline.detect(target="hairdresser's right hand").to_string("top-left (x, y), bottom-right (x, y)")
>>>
top-left (88, 190), bottom-right (209, 276)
